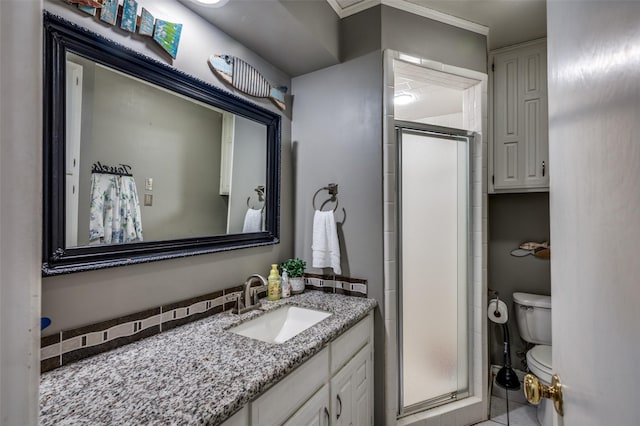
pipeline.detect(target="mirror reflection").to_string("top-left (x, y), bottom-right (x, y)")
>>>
top-left (65, 53), bottom-right (267, 249)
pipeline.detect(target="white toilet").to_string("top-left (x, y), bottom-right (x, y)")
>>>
top-left (513, 292), bottom-right (553, 426)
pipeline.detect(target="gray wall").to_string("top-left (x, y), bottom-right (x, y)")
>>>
top-left (381, 6), bottom-right (487, 74)
top-left (340, 6), bottom-right (381, 61)
top-left (75, 57), bottom-right (227, 243)
top-left (42, 0), bottom-right (293, 335)
top-left (227, 116), bottom-right (267, 234)
top-left (291, 50), bottom-right (384, 312)
top-left (340, 5), bottom-right (488, 74)
top-left (488, 193), bottom-right (550, 368)
top-left (292, 50), bottom-right (384, 424)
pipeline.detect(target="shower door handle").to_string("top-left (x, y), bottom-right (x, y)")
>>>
top-left (524, 373), bottom-right (564, 416)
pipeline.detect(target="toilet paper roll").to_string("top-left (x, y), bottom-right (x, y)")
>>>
top-left (488, 299), bottom-right (508, 324)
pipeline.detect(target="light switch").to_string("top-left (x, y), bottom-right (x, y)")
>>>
top-left (144, 193), bottom-right (153, 206)
top-left (145, 178), bottom-right (153, 191)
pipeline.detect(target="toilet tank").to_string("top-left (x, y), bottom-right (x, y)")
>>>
top-left (513, 292), bottom-right (552, 345)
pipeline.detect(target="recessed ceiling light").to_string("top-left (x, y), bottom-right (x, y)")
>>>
top-left (192, 0), bottom-right (229, 7)
top-left (394, 93), bottom-right (415, 106)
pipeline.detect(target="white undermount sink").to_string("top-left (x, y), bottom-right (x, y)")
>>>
top-left (228, 305), bottom-right (332, 344)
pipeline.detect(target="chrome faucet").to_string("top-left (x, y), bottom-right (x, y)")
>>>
top-left (232, 274), bottom-right (267, 314)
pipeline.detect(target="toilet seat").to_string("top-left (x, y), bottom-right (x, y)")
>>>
top-left (526, 344), bottom-right (553, 383)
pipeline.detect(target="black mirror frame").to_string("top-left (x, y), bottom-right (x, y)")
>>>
top-left (42, 13), bottom-right (281, 276)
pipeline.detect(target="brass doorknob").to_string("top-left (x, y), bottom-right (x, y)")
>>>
top-left (524, 373), bottom-right (564, 416)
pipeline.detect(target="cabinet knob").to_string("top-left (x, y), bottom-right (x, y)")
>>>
top-left (542, 160), bottom-right (546, 177)
top-left (336, 394), bottom-right (342, 419)
top-left (324, 406), bottom-right (330, 424)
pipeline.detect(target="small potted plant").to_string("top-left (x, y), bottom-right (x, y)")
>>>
top-left (281, 258), bottom-right (306, 295)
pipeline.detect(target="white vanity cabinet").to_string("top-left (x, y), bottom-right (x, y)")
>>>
top-left (490, 39), bottom-right (548, 193)
top-left (250, 347), bottom-right (330, 425)
top-left (224, 311), bottom-right (374, 426)
top-left (223, 406), bottom-right (249, 426)
top-left (330, 344), bottom-right (372, 426)
top-left (283, 383), bottom-right (330, 426)
top-left (328, 310), bottom-right (374, 426)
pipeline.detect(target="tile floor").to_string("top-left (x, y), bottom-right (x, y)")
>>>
top-left (473, 396), bottom-right (539, 426)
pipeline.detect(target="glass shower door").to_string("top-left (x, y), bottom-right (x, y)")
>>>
top-left (397, 124), bottom-right (470, 415)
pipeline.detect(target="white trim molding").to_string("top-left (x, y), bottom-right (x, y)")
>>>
top-left (382, 0), bottom-right (489, 35)
top-left (326, 0), bottom-right (490, 36)
top-left (325, 0), bottom-right (380, 18)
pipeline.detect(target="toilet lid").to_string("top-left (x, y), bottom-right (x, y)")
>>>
top-left (513, 292), bottom-right (551, 309)
top-left (527, 345), bottom-right (553, 380)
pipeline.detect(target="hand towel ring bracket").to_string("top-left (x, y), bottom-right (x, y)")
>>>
top-left (312, 184), bottom-right (339, 212)
top-left (247, 185), bottom-right (266, 211)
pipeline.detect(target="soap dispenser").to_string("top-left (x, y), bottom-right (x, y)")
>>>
top-left (267, 264), bottom-right (281, 301)
top-left (281, 269), bottom-right (290, 298)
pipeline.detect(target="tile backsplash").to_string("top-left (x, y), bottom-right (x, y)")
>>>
top-left (303, 273), bottom-right (368, 297)
top-left (41, 275), bottom-right (367, 373)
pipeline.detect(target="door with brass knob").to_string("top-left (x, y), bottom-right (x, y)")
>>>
top-left (524, 374), bottom-right (563, 416)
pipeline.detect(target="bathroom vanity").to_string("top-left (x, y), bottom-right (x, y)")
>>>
top-left (39, 292), bottom-right (375, 425)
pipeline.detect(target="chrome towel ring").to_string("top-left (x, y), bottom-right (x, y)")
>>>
top-left (312, 183), bottom-right (339, 212)
top-left (247, 185), bottom-right (265, 210)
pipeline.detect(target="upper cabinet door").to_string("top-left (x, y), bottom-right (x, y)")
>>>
top-left (491, 39), bottom-right (549, 192)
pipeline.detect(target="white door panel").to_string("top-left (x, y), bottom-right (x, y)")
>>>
top-left (548, 2), bottom-right (640, 425)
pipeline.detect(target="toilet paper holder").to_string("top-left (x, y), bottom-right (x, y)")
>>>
top-left (492, 295), bottom-right (503, 318)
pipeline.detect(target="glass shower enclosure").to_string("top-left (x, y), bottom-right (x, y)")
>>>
top-left (397, 122), bottom-right (472, 416)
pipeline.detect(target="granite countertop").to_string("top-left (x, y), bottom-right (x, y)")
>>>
top-left (40, 291), bottom-right (377, 425)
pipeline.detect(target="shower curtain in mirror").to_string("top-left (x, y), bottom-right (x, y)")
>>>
top-left (89, 173), bottom-right (143, 244)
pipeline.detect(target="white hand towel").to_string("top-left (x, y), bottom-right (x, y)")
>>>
top-left (242, 208), bottom-right (263, 232)
top-left (312, 210), bottom-right (341, 274)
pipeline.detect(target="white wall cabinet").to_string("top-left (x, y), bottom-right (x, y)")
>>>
top-left (224, 311), bottom-right (373, 426)
top-left (490, 39), bottom-right (548, 192)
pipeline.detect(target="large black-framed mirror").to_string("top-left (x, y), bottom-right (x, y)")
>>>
top-left (43, 13), bottom-right (281, 276)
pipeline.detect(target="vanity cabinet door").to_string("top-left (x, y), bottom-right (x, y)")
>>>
top-left (330, 344), bottom-right (373, 426)
top-left (283, 383), bottom-right (330, 426)
top-left (251, 347), bottom-right (329, 426)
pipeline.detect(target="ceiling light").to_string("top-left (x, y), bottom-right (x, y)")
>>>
top-left (192, 0), bottom-right (229, 7)
top-left (394, 93), bottom-right (415, 106)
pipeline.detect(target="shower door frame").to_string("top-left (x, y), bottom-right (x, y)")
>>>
top-left (395, 121), bottom-right (474, 417)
